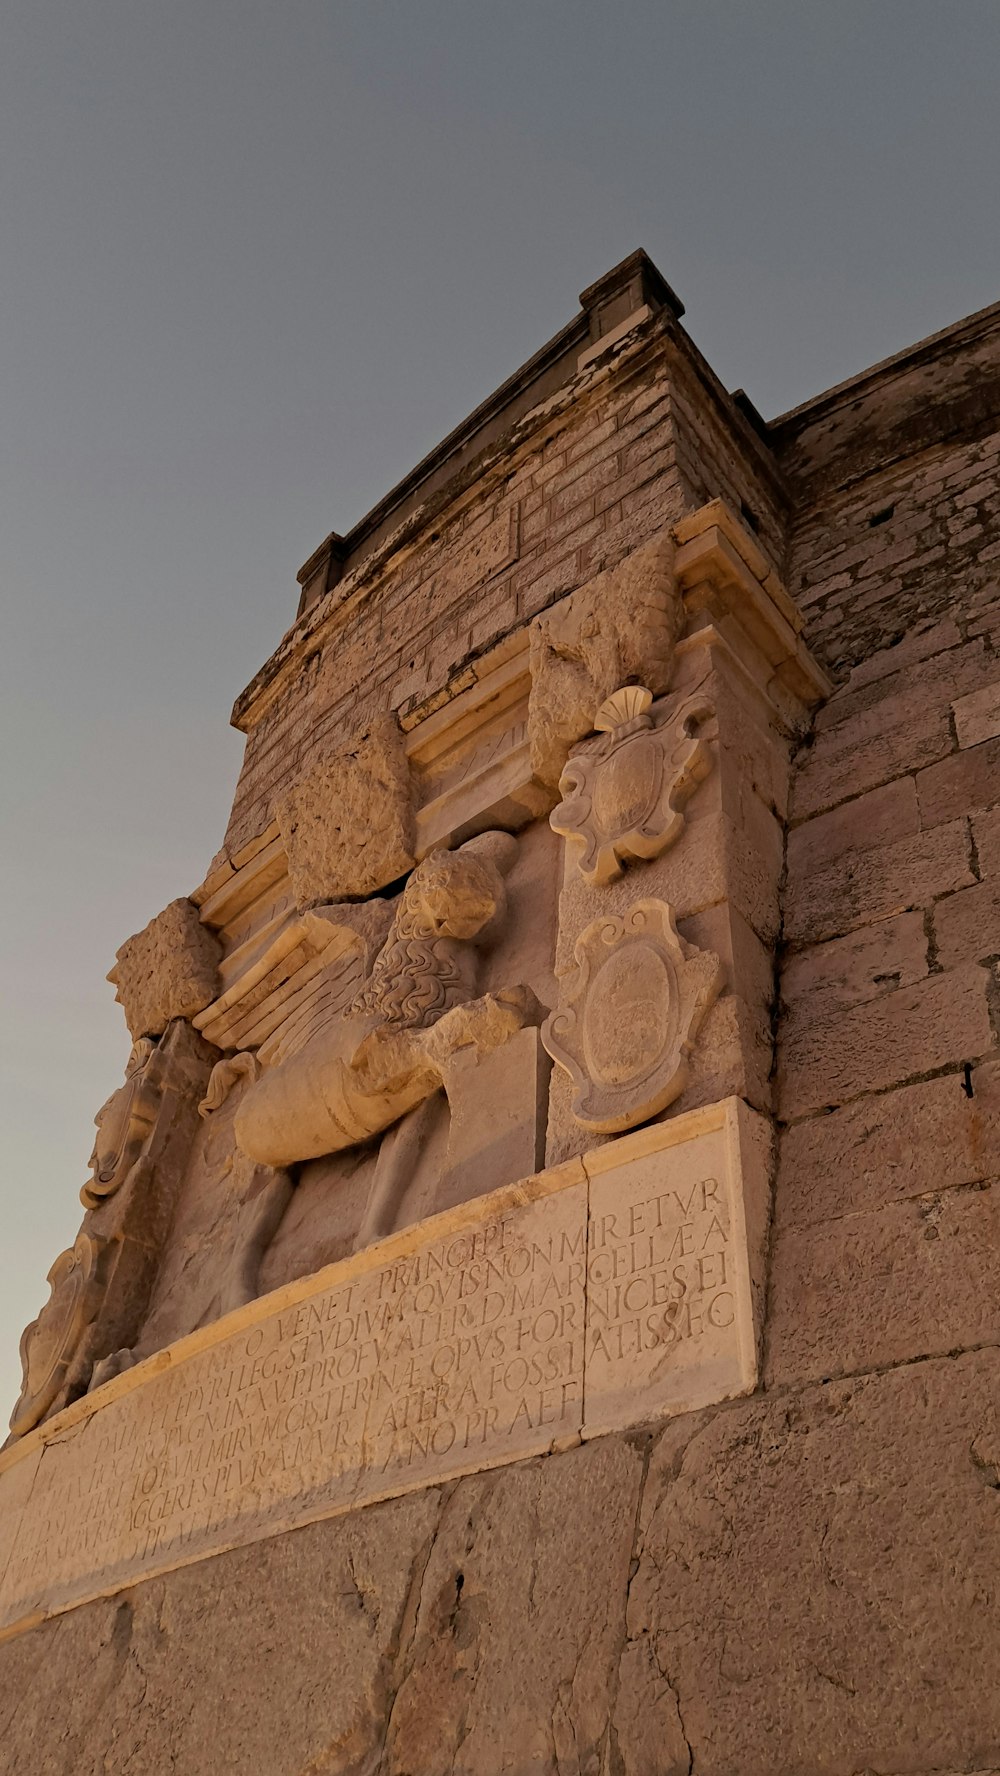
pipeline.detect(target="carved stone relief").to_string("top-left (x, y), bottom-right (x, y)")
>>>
top-left (108, 898), bottom-right (222, 1039)
top-left (114, 1058), bottom-right (295, 1364)
top-left (541, 900), bottom-right (722, 1133)
top-left (195, 899), bottom-right (392, 1056)
top-left (8, 1234), bottom-right (109, 1438)
top-left (81, 1037), bottom-right (160, 1208)
top-left (234, 830), bottom-right (541, 1172)
top-left (7, 1019), bottom-right (214, 1441)
top-left (274, 712), bottom-right (415, 904)
top-left (550, 685), bottom-right (715, 885)
top-left (528, 533), bottom-right (683, 790)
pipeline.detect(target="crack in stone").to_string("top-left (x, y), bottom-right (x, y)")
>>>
top-left (373, 1489), bottom-right (446, 1776)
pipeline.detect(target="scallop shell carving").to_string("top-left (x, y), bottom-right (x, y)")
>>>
top-left (594, 684), bottom-right (653, 732)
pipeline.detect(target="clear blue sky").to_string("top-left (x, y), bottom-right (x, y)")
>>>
top-left (3, 0), bottom-right (1000, 1420)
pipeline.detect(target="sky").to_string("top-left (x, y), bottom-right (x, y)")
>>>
top-left (2, 0), bottom-right (1000, 1423)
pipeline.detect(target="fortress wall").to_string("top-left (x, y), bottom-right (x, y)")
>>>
top-left (224, 311), bottom-right (785, 861)
top-left (5, 266), bottom-right (1000, 1776)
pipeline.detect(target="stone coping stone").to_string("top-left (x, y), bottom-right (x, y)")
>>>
top-left (0, 1096), bottom-right (769, 1644)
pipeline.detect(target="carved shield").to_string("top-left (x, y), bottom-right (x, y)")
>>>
top-left (541, 900), bottom-right (722, 1133)
top-left (550, 691), bottom-right (714, 886)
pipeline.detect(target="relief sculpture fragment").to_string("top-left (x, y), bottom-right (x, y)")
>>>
top-left (8, 1233), bottom-right (109, 1438)
top-left (7, 1019), bottom-right (214, 1440)
top-left (550, 684), bottom-right (714, 885)
top-left (528, 532), bottom-right (683, 790)
top-left (233, 830), bottom-right (542, 1172)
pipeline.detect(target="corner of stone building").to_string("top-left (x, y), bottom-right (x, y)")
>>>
top-left (7, 258), bottom-right (1000, 1776)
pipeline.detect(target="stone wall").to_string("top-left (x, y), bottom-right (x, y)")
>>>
top-left (223, 289), bottom-right (783, 858)
top-left (5, 260), bottom-right (1000, 1776)
top-left (5, 1360), bottom-right (1000, 1776)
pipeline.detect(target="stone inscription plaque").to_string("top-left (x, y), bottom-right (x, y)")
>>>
top-left (583, 1099), bottom-right (771, 1437)
top-left (0, 1099), bottom-right (768, 1641)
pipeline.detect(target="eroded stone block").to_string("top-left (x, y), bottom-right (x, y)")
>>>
top-left (528, 532), bottom-right (682, 789)
top-left (625, 1352), bottom-right (1000, 1774)
top-left (382, 1438), bottom-right (641, 1776)
top-left (110, 899), bottom-right (221, 1039)
top-left (274, 712), bottom-right (415, 903)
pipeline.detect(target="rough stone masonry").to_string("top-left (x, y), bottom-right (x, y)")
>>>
top-left (3, 250), bottom-right (1000, 1775)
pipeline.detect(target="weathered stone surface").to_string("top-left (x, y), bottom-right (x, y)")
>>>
top-left (528, 532), bottom-right (682, 789)
top-left (935, 876), bottom-right (1000, 968)
top-left (916, 732), bottom-right (1000, 829)
top-left (954, 678), bottom-right (1000, 749)
top-left (626, 1352), bottom-right (1000, 1776)
top-left (813, 636), bottom-right (997, 736)
top-left (775, 1060), bottom-right (1000, 1229)
top-left (783, 816), bottom-right (974, 947)
top-left (274, 711), bottom-right (415, 903)
top-left (109, 898), bottom-right (221, 1039)
top-left (791, 694), bottom-right (952, 820)
top-left (430, 1026), bottom-right (550, 1219)
top-left (974, 801), bottom-right (1000, 878)
top-left (382, 1438), bottom-right (642, 1776)
top-left (786, 773), bottom-right (920, 879)
top-left (791, 640), bottom-right (999, 818)
top-left (778, 963), bottom-right (995, 1118)
top-left (767, 1183), bottom-right (1000, 1385)
top-left (781, 909), bottom-right (929, 1025)
top-left (679, 988), bottom-right (773, 1116)
top-left (0, 1491), bottom-right (440, 1776)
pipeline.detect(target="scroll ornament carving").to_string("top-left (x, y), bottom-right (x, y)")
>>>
top-left (9, 1233), bottom-right (109, 1438)
top-left (541, 900), bottom-right (722, 1133)
top-left (528, 533), bottom-right (683, 790)
top-left (198, 1051), bottom-right (261, 1115)
top-left (234, 830), bottom-right (541, 1169)
top-left (550, 685), bottom-right (714, 885)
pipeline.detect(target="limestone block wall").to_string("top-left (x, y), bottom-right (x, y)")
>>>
top-left (224, 275), bottom-right (781, 856)
top-left (5, 264), bottom-right (1000, 1776)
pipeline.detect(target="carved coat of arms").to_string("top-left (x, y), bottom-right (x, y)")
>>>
top-left (541, 899), bottom-right (721, 1133)
top-left (550, 685), bottom-right (714, 885)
